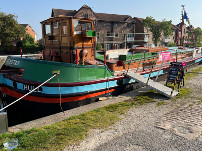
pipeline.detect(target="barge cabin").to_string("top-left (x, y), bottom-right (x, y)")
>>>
top-left (41, 16), bottom-right (97, 64)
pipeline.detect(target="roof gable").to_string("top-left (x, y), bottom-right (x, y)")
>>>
top-left (134, 17), bottom-right (144, 23)
top-left (74, 5), bottom-right (97, 19)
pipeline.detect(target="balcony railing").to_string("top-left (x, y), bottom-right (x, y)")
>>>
top-left (127, 37), bottom-right (135, 42)
top-left (106, 33), bottom-right (114, 37)
top-left (163, 38), bottom-right (171, 43)
top-left (144, 37), bottom-right (149, 42)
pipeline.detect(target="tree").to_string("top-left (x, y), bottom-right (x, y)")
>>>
top-left (142, 16), bottom-right (155, 33)
top-left (22, 34), bottom-right (35, 46)
top-left (37, 38), bottom-right (44, 47)
top-left (193, 27), bottom-right (202, 46)
top-left (187, 27), bottom-right (202, 47)
top-left (160, 20), bottom-right (173, 36)
top-left (143, 17), bottom-right (173, 46)
top-left (0, 11), bottom-right (25, 50)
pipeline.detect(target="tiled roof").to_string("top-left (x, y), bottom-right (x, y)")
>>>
top-left (95, 13), bottom-right (133, 22)
top-left (51, 5), bottom-right (135, 23)
top-left (134, 17), bottom-right (144, 23)
top-left (52, 9), bottom-right (77, 17)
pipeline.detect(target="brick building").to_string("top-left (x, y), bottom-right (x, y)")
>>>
top-left (176, 22), bottom-right (189, 46)
top-left (52, 5), bottom-right (136, 50)
top-left (20, 24), bottom-right (37, 43)
top-left (134, 17), bottom-right (182, 46)
top-left (51, 4), bottom-right (189, 48)
top-left (133, 17), bottom-right (152, 46)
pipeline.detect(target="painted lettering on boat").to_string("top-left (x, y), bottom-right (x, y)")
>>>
top-left (6, 59), bottom-right (20, 66)
top-left (23, 84), bottom-right (42, 93)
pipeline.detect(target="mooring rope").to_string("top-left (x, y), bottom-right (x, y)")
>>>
top-left (0, 74), bottom-right (57, 112)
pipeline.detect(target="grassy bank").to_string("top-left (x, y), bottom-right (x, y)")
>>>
top-left (185, 66), bottom-right (202, 80)
top-left (0, 96), bottom-right (154, 151)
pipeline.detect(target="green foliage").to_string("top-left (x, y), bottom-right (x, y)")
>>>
top-left (187, 27), bottom-right (202, 46)
top-left (150, 23), bottom-right (162, 46)
top-left (37, 38), bottom-right (43, 47)
top-left (167, 42), bottom-right (176, 47)
top-left (175, 88), bottom-right (191, 100)
top-left (160, 20), bottom-right (173, 36)
top-left (22, 34), bottom-right (35, 46)
top-left (142, 16), bottom-right (155, 31)
top-left (193, 27), bottom-right (202, 46)
top-left (157, 101), bottom-right (166, 106)
top-left (0, 11), bottom-right (25, 50)
top-left (196, 42), bottom-right (202, 47)
top-left (96, 43), bottom-right (102, 50)
top-left (185, 66), bottom-right (202, 80)
top-left (21, 45), bottom-right (43, 54)
top-left (143, 17), bottom-right (173, 46)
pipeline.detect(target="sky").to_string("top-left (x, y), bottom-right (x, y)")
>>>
top-left (1, 0), bottom-right (201, 40)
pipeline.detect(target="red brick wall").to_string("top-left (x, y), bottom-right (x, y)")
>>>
top-left (26, 25), bottom-right (37, 43)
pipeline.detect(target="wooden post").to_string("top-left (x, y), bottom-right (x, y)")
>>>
top-left (42, 50), bottom-right (43, 59)
top-left (104, 50), bottom-right (106, 65)
top-left (146, 62), bottom-right (155, 85)
top-left (0, 112), bottom-right (8, 134)
top-left (176, 49), bottom-right (178, 62)
top-left (126, 51), bottom-right (134, 73)
top-left (20, 47), bottom-right (22, 58)
top-left (155, 57), bottom-right (165, 81)
top-left (76, 49), bottom-right (78, 65)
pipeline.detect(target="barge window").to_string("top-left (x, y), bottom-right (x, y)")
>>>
top-left (45, 25), bottom-right (51, 35)
top-left (74, 20), bottom-right (92, 34)
top-left (61, 23), bottom-right (67, 35)
top-left (81, 22), bottom-right (92, 30)
top-left (74, 20), bottom-right (81, 34)
top-left (53, 22), bottom-right (59, 35)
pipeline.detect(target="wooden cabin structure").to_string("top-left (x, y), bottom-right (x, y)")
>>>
top-left (41, 16), bottom-right (97, 64)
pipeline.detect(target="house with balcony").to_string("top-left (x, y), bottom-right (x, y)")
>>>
top-left (160, 25), bottom-right (179, 46)
top-left (52, 5), bottom-right (136, 50)
top-left (95, 13), bottom-right (135, 50)
top-left (133, 17), bottom-right (152, 46)
top-left (134, 17), bottom-right (182, 46)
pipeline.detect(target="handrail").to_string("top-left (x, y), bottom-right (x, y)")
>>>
top-left (126, 51), bottom-right (134, 73)
top-left (0, 74), bottom-right (57, 112)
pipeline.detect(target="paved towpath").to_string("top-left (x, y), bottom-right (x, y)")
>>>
top-left (66, 65), bottom-right (202, 151)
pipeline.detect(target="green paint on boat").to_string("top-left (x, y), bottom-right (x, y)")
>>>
top-left (4, 56), bottom-right (113, 83)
